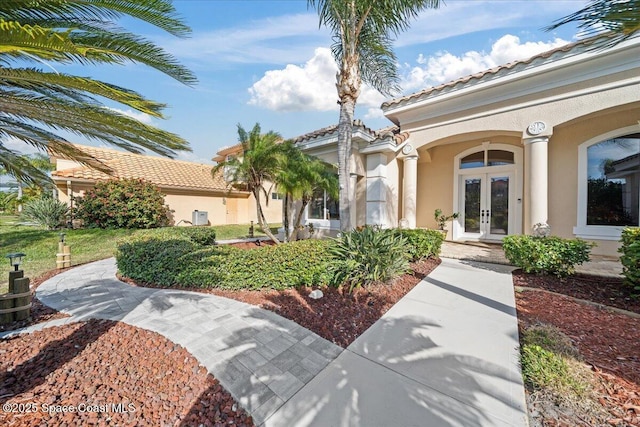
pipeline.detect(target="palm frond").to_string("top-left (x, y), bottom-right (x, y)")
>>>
top-left (546, 0), bottom-right (639, 48)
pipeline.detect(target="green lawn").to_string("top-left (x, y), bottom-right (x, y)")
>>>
top-left (0, 217), bottom-right (281, 292)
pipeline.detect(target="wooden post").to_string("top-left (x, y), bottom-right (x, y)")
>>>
top-left (0, 295), bottom-right (13, 323)
top-left (12, 277), bottom-right (31, 321)
top-left (63, 244), bottom-right (71, 268)
top-left (8, 270), bottom-right (24, 294)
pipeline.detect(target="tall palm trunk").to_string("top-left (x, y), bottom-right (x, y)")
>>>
top-left (337, 55), bottom-right (361, 232)
top-left (283, 193), bottom-right (292, 243)
top-left (290, 197), bottom-right (312, 241)
top-left (253, 188), bottom-right (280, 243)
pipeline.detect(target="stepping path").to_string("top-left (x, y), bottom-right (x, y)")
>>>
top-left (24, 258), bottom-right (343, 425)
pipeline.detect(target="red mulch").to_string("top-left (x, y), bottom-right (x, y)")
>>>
top-left (0, 320), bottom-right (253, 427)
top-left (515, 272), bottom-right (640, 426)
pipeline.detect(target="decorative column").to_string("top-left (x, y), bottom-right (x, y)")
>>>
top-left (523, 136), bottom-right (549, 233)
top-left (402, 155), bottom-right (419, 229)
top-left (366, 153), bottom-right (388, 227)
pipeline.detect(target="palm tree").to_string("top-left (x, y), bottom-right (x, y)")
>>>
top-left (277, 141), bottom-right (338, 241)
top-left (308, 0), bottom-right (441, 231)
top-left (0, 0), bottom-right (196, 184)
top-left (546, 0), bottom-right (639, 48)
top-left (213, 123), bottom-right (285, 244)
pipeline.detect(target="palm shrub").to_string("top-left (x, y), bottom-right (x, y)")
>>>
top-left (21, 197), bottom-right (69, 230)
top-left (503, 235), bottom-right (594, 277)
top-left (329, 226), bottom-right (410, 291)
top-left (74, 179), bottom-right (171, 229)
top-left (619, 227), bottom-right (640, 292)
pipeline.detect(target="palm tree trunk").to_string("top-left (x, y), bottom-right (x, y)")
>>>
top-left (337, 97), bottom-right (355, 232)
top-left (290, 198), bottom-right (311, 242)
top-left (283, 193), bottom-right (291, 243)
top-left (254, 188), bottom-right (280, 244)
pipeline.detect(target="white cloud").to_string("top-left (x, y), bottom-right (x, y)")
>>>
top-left (402, 34), bottom-right (570, 91)
top-left (108, 108), bottom-right (155, 125)
top-left (248, 48), bottom-right (385, 112)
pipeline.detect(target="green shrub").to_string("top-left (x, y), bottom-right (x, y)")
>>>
top-left (116, 234), bottom-right (200, 286)
top-left (503, 235), bottom-right (594, 277)
top-left (116, 232), bottom-right (333, 290)
top-left (619, 227), bottom-right (640, 292)
top-left (21, 197), bottom-right (69, 230)
top-left (74, 178), bottom-right (171, 229)
top-left (393, 228), bottom-right (444, 260)
top-left (175, 226), bottom-right (217, 246)
top-left (187, 239), bottom-right (334, 290)
top-left (329, 226), bottom-right (410, 291)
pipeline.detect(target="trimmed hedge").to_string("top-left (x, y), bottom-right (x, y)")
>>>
top-left (116, 230), bottom-right (334, 289)
top-left (619, 227), bottom-right (640, 292)
top-left (393, 228), bottom-right (444, 260)
top-left (503, 235), bottom-right (594, 277)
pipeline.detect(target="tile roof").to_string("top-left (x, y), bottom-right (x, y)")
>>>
top-left (52, 144), bottom-right (235, 192)
top-left (382, 38), bottom-right (593, 110)
top-left (293, 120), bottom-right (409, 146)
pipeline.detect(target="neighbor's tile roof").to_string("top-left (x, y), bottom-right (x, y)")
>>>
top-left (382, 38), bottom-right (590, 110)
top-left (293, 120), bottom-right (410, 146)
top-left (52, 144), bottom-right (232, 192)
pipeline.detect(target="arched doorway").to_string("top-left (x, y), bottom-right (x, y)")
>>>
top-left (453, 143), bottom-right (523, 241)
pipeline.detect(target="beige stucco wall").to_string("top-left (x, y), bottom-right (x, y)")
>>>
top-left (54, 180), bottom-right (282, 227)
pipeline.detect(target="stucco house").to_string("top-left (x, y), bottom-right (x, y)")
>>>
top-left (51, 144), bottom-right (282, 226)
top-left (295, 37), bottom-right (639, 257)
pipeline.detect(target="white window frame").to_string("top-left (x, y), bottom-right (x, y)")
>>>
top-left (305, 189), bottom-right (340, 230)
top-left (574, 124), bottom-right (640, 241)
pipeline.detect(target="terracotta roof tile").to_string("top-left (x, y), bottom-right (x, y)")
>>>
top-left (52, 144), bottom-right (232, 192)
top-left (293, 120), bottom-right (409, 146)
top-left (382, 38), bottom-right (592, 110)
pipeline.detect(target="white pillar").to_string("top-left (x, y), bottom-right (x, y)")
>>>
top-left (523, 136), bottom-right (549, 233)
top-left (402, 155), bottom-right (418, 228)
top-left (366, 153), bottom-right (388, 227)
top-left (350, 173), bottom-right (358, 228)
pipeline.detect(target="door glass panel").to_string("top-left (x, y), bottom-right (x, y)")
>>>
top-left (460, 152), bottom-right (485, 169)
top-left (490, 176), bottom-right (509, 235)
top-left (488, 150), bottom-right (514, 166)
top-left (464, 178), bottom-right (481, 233)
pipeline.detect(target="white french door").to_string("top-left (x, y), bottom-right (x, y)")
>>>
top-left (459, 172), bottom-right (514, 241)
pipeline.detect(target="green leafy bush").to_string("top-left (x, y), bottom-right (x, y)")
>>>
top-left (521, 344), bottom-right (572, 390)
top-left (503, 235), bottom-right (594, 277)
top-left (116, 231), bottom-right (333, 289)
top-left (180, 239), bottom-right (334, 290)
top-left (21, 197), bottom-right (69, 230)
top-left (74, 178), bottom-right (171, 229)
top-left (329, 226), bottom-right (410, 291)
top-left (116, 234), bottom-right (200, 286)
top-left (175, 226), bottom-right (217, 246)
top-left (393, 228), bottom-right (444, 260)
top-left (619, 227), bottom-right (640, 292)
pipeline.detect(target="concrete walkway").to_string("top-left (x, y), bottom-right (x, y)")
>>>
top-left (264, 258), bottom-right (527, 427)
top-left (4, 257), bottom-right (528, 426)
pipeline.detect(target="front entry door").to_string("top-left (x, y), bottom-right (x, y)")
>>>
top-left (461, 172), bottom-right (513, 240)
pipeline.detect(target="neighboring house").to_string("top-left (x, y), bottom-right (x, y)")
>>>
top-left (51, 144), bottom-right (282, 226)
top-left (294, 37), bottom-right (640, 257)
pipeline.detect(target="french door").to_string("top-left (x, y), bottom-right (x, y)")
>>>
top-left (460, 172), bottom-right (513, 240)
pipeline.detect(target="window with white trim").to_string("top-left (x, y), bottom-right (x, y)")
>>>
top-left (586, 134), bottom-right (640, 227)
top-left (308, 188), bottom-right (339, 220)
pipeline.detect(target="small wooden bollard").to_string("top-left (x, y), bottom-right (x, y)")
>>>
top-left (0, 272), bottom-right (31, 324)
top-left (12, 277), bottom-right (31, 321)
top-left (56, 241), bottom-right (71, 269)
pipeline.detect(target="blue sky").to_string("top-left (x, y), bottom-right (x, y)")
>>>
top-left (10, 0), bottom-right (586, 165)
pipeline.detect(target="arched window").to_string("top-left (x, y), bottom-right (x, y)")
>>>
top-left (460, 149), bottom-right (514, 169)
